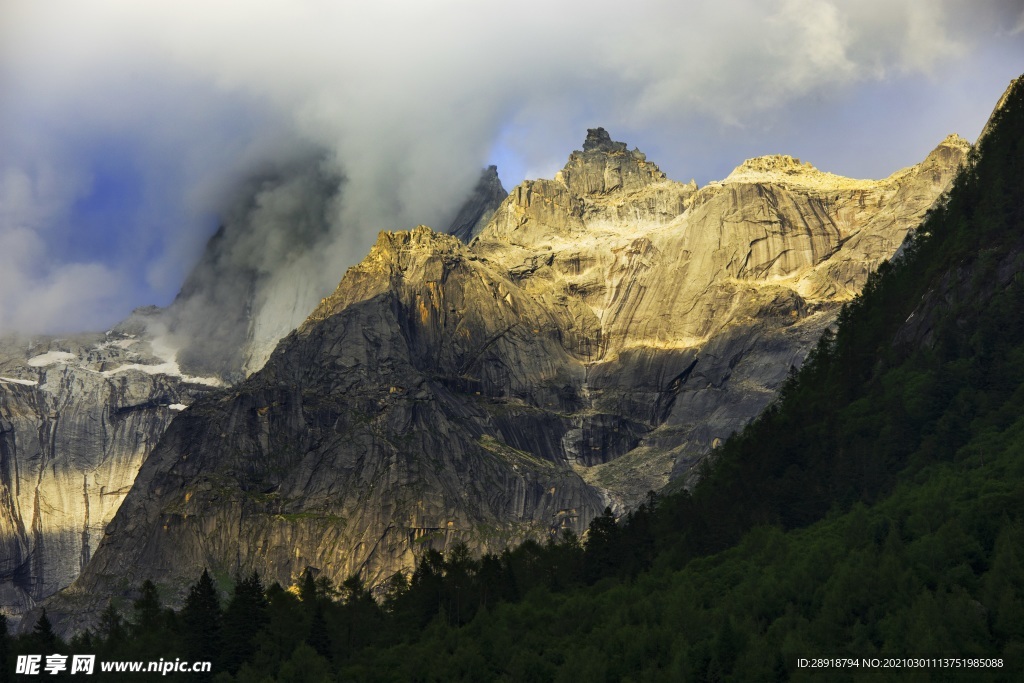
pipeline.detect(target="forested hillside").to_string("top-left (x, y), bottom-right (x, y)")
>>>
top-left (5, 80), bottom-right (1024, 682)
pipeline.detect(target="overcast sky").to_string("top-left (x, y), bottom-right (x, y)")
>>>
top-left (1, 0), bottom-right (1022, 335)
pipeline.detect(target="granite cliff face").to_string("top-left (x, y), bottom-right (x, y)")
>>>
top-left (473, 127), bottom-right (969, 491)
top-left (39, 127), bottom-right (968, 630)
top-left (50, 227), bottom-right (606, 633)
top-left (0, 314), bottom-right (219, 620)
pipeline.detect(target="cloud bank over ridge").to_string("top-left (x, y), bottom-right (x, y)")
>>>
top-left (0, 0), bottom-right (1021, 334)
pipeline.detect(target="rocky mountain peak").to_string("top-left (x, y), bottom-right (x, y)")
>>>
top-left (899, 133), bottom-right (971, 188)
top-left (556, 128), bottom-right (667, 196)
top-left (940, 132), bottom-right (970, 148)
top-left (304, 226), bottom-right (465, 327)
top-left (375, 224), bottom-right (461, 257)
top-left (719, 153), bottom-right (882, 193)
top-left (582, 127), bottom-right (626, 153)
top-left (730, 154), bottom-right (815, 175)
top-left (332, 226), bottom-right (461, 287)
top-left (978, 75), bottom-right (1024, 145)
top-left (16, 91), bottom-right (986, 632)
top-left (910, 134), bottom-right (970, 170)
top-left (475, 128), bottom-right (696, 248)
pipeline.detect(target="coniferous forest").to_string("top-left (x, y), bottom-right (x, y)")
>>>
top-left (5, 82), bottom-right (1024, 682)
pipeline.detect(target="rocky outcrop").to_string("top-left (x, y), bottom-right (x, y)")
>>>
top-left (46, 228), bottom-right (605, 635)
top-left (447, 166), bottom-right (508, 243)
top-left (43, 127), bottom-right (968, 632)
top-left (0, 320), bottom-right (219, 622)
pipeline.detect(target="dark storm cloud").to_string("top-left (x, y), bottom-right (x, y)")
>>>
top-left (0, 0), bottom-right (1021, 334)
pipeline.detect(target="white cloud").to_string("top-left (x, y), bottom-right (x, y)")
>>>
top-left (768, 0), bottom-right (858, 99)
top-left (901, 0), bottom-right (966, 73)
top-left (1011, 4), bottom-right (1024, 34)
top-left (0, 226), bottom-right (125, 333)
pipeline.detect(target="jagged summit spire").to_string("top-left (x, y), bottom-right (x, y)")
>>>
top-left (582, 127), bottom-right (628, 153)
top-left (557, 128), bottom-right (666, 195)
top-left (447, 165), bottom-right (508, 243)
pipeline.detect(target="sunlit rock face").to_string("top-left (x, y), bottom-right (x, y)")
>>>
top-left (473, 128), bottom-right (969, 493)
top-left (0, 318), bottom-right (219, 621)
top-left (46, 128), bottom-right (967, 632)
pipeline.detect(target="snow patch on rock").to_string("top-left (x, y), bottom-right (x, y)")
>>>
top-left (0, 376), bottom-right (37, 386)
top-left (27, 351), bottom-right (77, 367)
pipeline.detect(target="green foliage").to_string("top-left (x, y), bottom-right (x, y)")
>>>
top-left (181, 569), bottom-right (222, 679)
top-left (132, 580), bottom-right (162, 635)
top-left (222, 572), bottom-right (268, 674)
top-left (276, 643), bottom-right (331, 683)
top-left (31, 610), bottom-right (60, 654)
top-left (98, 601), bottom-right (127, 648)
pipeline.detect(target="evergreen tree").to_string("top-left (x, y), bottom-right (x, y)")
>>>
top-left (32, 609), bottom-right (59, 653)
top-left (584, 507), bottom-right (620, 582)
top-left (340, 574), bottom-right (368, 605)
top-left (299, 569), bottom-right (318, 605)
top-left (130, 580), bottom-right (178, 662)
top-left (277, 643), bottom-right (331, 683)
top-left (408, 550), bottom-right (446, 626)
top-left (180, 569), bottom-right (222, 675)
top-left (337, 573), bottom-right (382, 655)
top-left (132, 580), bottom-right (162, 635)
top-left (381, 571), bottom-right (408, 612)
top-left (222, 571), bottom-right (268, 674)
top-left (68, 629), bottom-right (93, 653)
top-left (306, 602), bottom-right (331, 661)
top-left (98, 601), bottom-right (127, 649)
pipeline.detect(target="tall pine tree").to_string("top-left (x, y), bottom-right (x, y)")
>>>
top-left (180, 569), bottom-right (222, 675)
top-left (31, 609), bottom-right (59, 654)
top-left (222, 571), bottom-right (268, 673)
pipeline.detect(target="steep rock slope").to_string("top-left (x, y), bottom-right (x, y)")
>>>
top-left (447, 166), bottom-right (508, 244)
top-left (0, 317), bottom-right (219, 620)
top-left (47, 128), bottom-right (967, 630)
top-left (50, 228), bottom-right (605, 634)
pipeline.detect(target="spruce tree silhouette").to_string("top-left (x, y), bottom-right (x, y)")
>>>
top-left (181, 569), bottom-right (222, 677)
